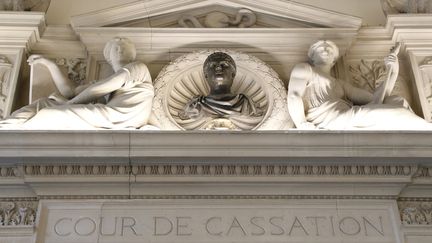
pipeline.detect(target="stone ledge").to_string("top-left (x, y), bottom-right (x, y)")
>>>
top-left (0, 226), bottom-right (34, 236)
top-left (0, 131), bottom-right (432, 160)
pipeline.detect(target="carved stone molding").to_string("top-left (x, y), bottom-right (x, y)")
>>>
top-left (348, 58), bottom-right (413, 105)
top-left (413, 166), bottom-right (432, 179)
top-left (178, 8), bottom-right (257, 28)
top-left (2, 131), bottom-right (432, 160)
top-left (70, 0), bottom-right (362, 29)
top-left (55, 58), bottom-right (87, 84)
top-left (0, 166), bottom-right (20, 178)
top-left (399, 200), bottom-right (432, 225)
top-left (23, 164), bottom-right (416, 177)
top-left (0, 201), bottom-right (37, 227)
top-left (37, 194), bottom-right (398, 200)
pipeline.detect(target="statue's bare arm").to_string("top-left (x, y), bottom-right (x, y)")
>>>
top-left (287, 64), bottom-right (316, 129)
top-left (28, 55), bottom-right (77, 99)
top-left (67, 71), bottom-right (128, 104)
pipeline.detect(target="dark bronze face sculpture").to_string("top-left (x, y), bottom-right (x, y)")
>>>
top-left (179, 52), bottom-right (263, 130)
top-left (203, 52), bottom-right (236, 99)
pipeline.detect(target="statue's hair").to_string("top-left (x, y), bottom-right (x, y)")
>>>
top-left (307, 40), bottom-right (339, 64)
top-left (103, 37), bottom-right (136, 65)
top-left (203, 52), bottom-right (236, 73)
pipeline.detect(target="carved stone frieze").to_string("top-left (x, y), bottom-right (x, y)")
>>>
top-left (0, 201), bottom-right (37, 226)
top-left (399, 201), bottom-right (432, 225)
top-left (0, 166), bottom-right (20, 178)
top-left (349, 60), bottom-right (387, 92)
top-left (55, 58), bottom-right (87, 85)
top-left (178, 8), bottom-right (256, 28)
top-left (348, 58), bottom-right (412, 105)
top-left (413, 166), bottom-right (432, 178)
top-left (24, 164), bottom-right (416, 177)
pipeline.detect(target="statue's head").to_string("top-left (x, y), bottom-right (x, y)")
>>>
top-left (308, 40), bottom-right (339, 66)
top-left (103, 37), bottom-right (136, 66)
top-left (203, 52), bottom-right (237, 93)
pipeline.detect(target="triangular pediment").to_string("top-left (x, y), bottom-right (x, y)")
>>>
top-left (70, 0), bottom-right (362, 29)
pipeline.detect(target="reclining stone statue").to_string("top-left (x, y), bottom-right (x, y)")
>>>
top-left (0, 37), bottom-right (154, 129)
top-left (287, 40), bottom-right (432, 130)
top-left (179, 52), bottom-right (263, 130)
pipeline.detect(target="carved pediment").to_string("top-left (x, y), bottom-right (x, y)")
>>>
top-left (106, 5), bottom-right (326, 28)
top-left (71, 0), bottom-right (362, 29)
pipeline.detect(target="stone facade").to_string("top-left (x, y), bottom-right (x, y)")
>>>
top-left (1, 1), bottom-right (432, 243)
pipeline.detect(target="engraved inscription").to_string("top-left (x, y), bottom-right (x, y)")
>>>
top-left (51, 215), bottom-right (387, 239)
top-left (39, 200), bottom-right (399, 243)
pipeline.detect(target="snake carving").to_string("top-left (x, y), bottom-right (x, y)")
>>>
top-left (179, 8), bottom-right (256, 28)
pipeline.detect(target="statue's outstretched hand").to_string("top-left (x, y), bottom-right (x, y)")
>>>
top-left (384, 42), bottom-right (401, 70)
top-left (27, 55), bottom-right (49, 66)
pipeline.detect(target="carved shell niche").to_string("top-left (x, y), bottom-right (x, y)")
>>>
top-left (152, 49), bottom-right (292, 130)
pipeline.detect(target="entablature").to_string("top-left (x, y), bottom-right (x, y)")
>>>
top-left (0, 131), bottom-right (431, 161)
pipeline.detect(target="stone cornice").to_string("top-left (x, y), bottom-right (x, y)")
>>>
top-left (70, 0), bottom-right (362, 29)
top-left (0, 12), bottom-right (45, 50)
top-left (0, 131), bottom-right (432, 160)
top-left (74, 27), bottom-right (358, 57)
top-left (349, 15), bottom-right (432, 57)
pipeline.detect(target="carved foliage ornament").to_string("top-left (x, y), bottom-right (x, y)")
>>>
top-left (399, 201), bottom-right (432, 225)
top-left (0, 201), bottom-right (37, 227)
top-left (23, 164), bottom-right (415, 177)
top-left (348, 59), bottom-right (412, 104)
top-left (178, 8), bottom-right (257, 28)
top-left (55, 58), bottom-right (87, 85)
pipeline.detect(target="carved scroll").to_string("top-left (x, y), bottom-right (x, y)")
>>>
top-left (178, 8), bottom-right (256, 28)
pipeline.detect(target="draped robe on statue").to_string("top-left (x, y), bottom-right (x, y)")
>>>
top-left (1, 62), bottom-right (154, 129)
top-left (179, 94), bottom-right (264, 130)
top-left (299, 63), bottom-right (432, 130)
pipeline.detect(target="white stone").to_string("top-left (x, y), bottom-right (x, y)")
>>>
top-left (35, 200), bottom-right (402, 243)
